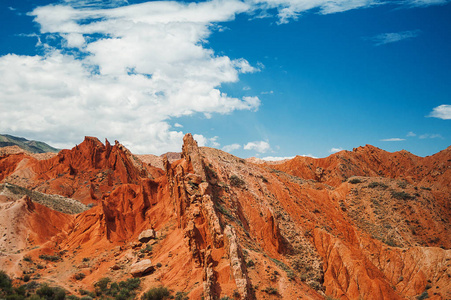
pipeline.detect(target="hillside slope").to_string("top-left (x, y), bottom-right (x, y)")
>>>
top-left (0, 134), bottom-right (59, 154)
top-left (0, 135), bottom-right (449, 299)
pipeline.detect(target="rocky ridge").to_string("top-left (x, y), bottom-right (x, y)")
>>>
top-left (0, 135), bottom-right (449, 299)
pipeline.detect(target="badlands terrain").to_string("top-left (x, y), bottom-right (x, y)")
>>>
top-left (0, 134), bottom-right (450, 299)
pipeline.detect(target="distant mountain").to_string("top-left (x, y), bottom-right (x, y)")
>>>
top-left (0, 134), bottom-right (59, 153)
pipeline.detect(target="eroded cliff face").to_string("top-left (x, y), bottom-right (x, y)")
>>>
top-left (0, 135), bottom-right (450, 299)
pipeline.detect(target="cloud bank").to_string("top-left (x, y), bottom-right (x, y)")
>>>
top-left (0, 0), bottom-right (259, 154)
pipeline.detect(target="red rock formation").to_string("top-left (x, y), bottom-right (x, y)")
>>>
top-left (0, 136), bottom-right (450, 300)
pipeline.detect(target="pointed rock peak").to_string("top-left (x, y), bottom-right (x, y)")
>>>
top-left (83, 136), bottom-right (103, 146)
top-left (182, 133), bottom-right (198, 154)
top-left (182, 133), bottom-right (206, 180)
top-left (114, 140), bottom-right (132, 155)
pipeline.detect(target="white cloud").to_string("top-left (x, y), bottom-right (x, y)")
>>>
top-left (368, 30), bottom-right (420, 46)
top-left (419, 133), bottom-right (443, 139)
top-left (261, 156), bottom-right (295, 161)
top-left (407, 131), bottom-right (416, 137)
top-left (380, 138), bottom-right (406, 142)
top-left (261, 90), bottom-right (274, 94)
top-left (0, 0), bottom-right (261, 154)
top-left (244, 140), bottom-right (271, 153)
top-left (249, 0), bottom-right (381, 24)
top-left (222, 143), bottom-right (242, 152)
top-left (209, 136), bottom-right (220, 148)
top-left (174, 123), bottom-right (183, 128)
top-left (404, 0), bottom-right (451, 7)
top-left (428, 104), bottom-right (451, 120)
top-left (249, 0), bottom-right (448, 24)
top-left (193, 134), bottom-right (208, 147)
top-left (329, 147), bottom-right (343, 153)
top-left (192, 134), bottom-right (220, 147)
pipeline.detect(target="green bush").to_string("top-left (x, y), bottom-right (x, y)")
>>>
top-left (23, 256), bottom-right (33, 263)
top-left (262, 286), bottom-right (278, 295)
top-left (0, 270), bottom-right (13, 296)
top-left (39, 254), bottom-right (62, 262)
top-left (391, 191), bottom-right (414, 200)
top-left (230, 175), bottom-right (245, 188)
top-left (174, 291), bottom-right (189, 300)
top-left (348, 178), bottom-right (362, 184)
top-left (141, 286), bottom-right (170, 300)
top-left (417, 291), bottom-right (429, 300)
top-left (36, 284), bottom-right (66, 300)
top-left (368, 182), bottom-right (388, 189)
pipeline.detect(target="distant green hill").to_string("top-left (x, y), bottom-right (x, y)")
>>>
top-left (0, 134), bottom-right (59, 153)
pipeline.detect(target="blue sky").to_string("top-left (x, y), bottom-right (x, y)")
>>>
top-left (0, 0), bottom-right (450, 158)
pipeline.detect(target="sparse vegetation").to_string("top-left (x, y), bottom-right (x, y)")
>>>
top-left (39, 254), bottom-right (62, 262)
top-left (262, 286), bottom-right (278, 295)
top-left (23, 255), bottom-right (33, 262)
top-left (141, 286), bottom-right (170, 300)
top-left (174, 291), bottom-right (189, 300)
top-left (230, 175), bottom-right (245, 188)
top-left (420, 186), bottom-right (431, 191)
top-left (397, 181), bottom-right (407, 189)
top-left (246, 259), bottom-right (255, 268)
top-left (348, 178), bottom-right (362, 184)
top-left (368, 182), bottom-right (388, 189)
top-left (417, 291), bottom-right (429, 300)
top-left (94, 277), bottom-right (141, 299)
top-left (140, 244), bottom-right (153, 254)
top-left (37, 284), bottom-right (67, 300)
top-left (391, 191), bottom-right (414, 200)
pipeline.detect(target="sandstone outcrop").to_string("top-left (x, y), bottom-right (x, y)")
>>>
top-left (0, 136), bottom-right (450, 300)
top-left (138, 229), bottom-right (156, 243)
top-left (130, 259), bottom-right (154, 277)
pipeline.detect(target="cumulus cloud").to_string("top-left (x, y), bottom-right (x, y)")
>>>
top-left (368, 30), bottom-right (420, 46)
top-left (243, 140), bottom-right (271, 153)
top-left (0, 0), bottom-right (262, 154)
top-left (222, 143), bottom-right (242, 152)
top-left (380, 138), bottom-right (406, 142)
top-left (428, 104), bottom-right (451, 120)
top-left (329, 147), bottom-right (343, 153)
